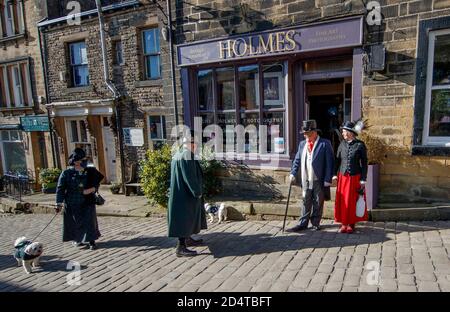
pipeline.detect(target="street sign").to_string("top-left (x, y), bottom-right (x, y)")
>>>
top-left (123, 128), bottom-right (144, 147)
top-left (20, 116), bottom-right (50, 132)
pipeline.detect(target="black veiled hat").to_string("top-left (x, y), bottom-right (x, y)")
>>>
top-left (68, 148), bottom-right (86, 165)
top-left (340, 121), bottom-right (358, 136)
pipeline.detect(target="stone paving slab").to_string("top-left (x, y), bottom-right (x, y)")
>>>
top-left (0, 214), bottom-right (449, 292)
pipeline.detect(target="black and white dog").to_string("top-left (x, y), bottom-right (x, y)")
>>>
top-left (204, 203), bottom-right (227, 224)
top-left (13, 237), bottom-right (44, 274)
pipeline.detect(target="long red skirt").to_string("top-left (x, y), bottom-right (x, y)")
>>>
top-left (334, 173), bottom-right (368, 225)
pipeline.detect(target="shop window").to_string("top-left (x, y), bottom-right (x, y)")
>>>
top-left (148, 115), bottom-right (166, 149)
top-left (197, 69), bottom-right (213, 111)
top-left (263, 63), bottom-right (285, 109)
top-left (423, 29), bottom-right (450, 146)
top-left (69, 41), bottom-right (89, 87)
top-left (0, 130), bottom-right (26, 174)
top-left (142, 28), bottom-right (161, 80)
top-left (414, 17), bottom-right (450, 155)
top-left (238, 65), bottom-right (259, 110)
top-left (0, 61), bottom-right (32, 108)
top-left (216, 67), bottom-right (235, 110)
top-left (195, 62), bottom-right (287, 155)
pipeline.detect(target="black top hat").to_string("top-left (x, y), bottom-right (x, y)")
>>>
top-left (341, 121), bottom-right (358, 136)
top-left (300, 120), bottom-right (321, 133)
top-left (68, 148), bottom-right (86, 165)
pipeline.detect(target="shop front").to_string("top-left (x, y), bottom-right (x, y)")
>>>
top-left (177, 16), bottom-right (364, 169)
top-left (0, 117), bottom-right (49, 188)
top-left (48, 99), bottom-right (117, 183)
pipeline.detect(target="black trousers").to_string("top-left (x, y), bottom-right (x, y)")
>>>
top-left (298, 181), bottom-right (325, 228)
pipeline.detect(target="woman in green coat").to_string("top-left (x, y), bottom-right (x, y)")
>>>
top-left (168, 132), bottom-right (207, 257)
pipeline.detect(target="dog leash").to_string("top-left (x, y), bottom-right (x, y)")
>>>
top-left (31, 204), bottom-right (61, 241)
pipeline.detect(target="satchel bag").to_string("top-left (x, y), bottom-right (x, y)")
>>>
top-left (356, 195), bottom-right (365, 217)
top-left (95, 191), bottom-right (105, 205)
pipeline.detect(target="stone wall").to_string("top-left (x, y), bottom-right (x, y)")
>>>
top-left (0, 0), bottom-right (54, 177)
top-left (43, 1), bottom-right (182, 181)
top-left (173, 0), bottom-right (450, 204)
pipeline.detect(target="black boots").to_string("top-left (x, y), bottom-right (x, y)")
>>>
top-left (176, 243), bottom-right (197, 257)
top-left (186, 236), bottom-right (203, 247)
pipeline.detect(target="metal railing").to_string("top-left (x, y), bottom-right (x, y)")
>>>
top-left (1, 171), bottom-right (34, 201)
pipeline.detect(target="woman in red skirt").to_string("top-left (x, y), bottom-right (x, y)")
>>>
top-left (333, 121), bottom-right (368, 234)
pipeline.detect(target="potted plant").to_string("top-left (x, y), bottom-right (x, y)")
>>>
top-left (359, 132), bottom-right (386, 210)
top-left (109, 182), bottom-right (121, 194)
top-left (38, 168), bottom-right (62, 194)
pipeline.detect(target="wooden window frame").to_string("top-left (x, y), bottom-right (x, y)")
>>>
top-left (141, 28), bottom-right (161, 80)
top-left (69, 41), bottom-right (89, 87)
top-left (0, 59), bottom-right (32, 108)
top-left (422, 28), bottom-right (450, 147)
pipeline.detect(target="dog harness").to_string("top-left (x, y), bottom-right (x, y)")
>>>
top-left (14, 241), bottom-right (38, 261)
top-left (206, 205), bottom-right (219, 214)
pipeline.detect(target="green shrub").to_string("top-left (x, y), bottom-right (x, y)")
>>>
top-left (109, 182), bottom-right (121, 194)
top-left (38, 168), bottom-right (62, 188)
top-left (199, 147), bottom-right (223, 198)
top-left (140, 144), bottom-right (224, 208)
top-left (139, 144), bottom-right (172, 208)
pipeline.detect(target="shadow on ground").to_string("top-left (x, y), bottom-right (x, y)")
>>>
top-left (0, 254), bottom-right (87, 273)
top-left (94, 221), bottom-right (449, 258)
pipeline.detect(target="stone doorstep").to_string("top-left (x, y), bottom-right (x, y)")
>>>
top-left (0, 196), bottom-right (154, 218)
top-left (2, 195), bottom-right (450, 222)
top-left (212, 199), bottom-right (450, 222)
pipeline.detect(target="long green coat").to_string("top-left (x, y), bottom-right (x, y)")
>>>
top-left (168, 148), bottom-right (207, 238)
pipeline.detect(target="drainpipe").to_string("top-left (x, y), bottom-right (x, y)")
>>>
top-left (37, 18), bottom-right (60, 169)
top-left (95, 0), bottom-right (126, 193)
top-left (166, 0), bottom-right (179, 126)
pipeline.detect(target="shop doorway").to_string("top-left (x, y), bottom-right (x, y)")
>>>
top-left (305, 78), bottom-right (352, 152)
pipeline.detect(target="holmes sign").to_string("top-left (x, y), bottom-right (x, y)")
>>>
top-left (177, 16), bottom-right (363, 66)
top-left (219, 30), bottom-right (297, 59)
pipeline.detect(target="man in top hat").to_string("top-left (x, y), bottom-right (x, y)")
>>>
top-left (287, 120), bottom-right (334, 232)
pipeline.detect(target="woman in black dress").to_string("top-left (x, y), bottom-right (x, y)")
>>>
top-left (55, 148), bottom-right (104, 250)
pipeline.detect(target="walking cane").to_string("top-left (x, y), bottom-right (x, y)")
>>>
top-left (282, 182), bottom-right (292, 233)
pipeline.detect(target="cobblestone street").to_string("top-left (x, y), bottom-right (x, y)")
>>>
top-left (0, 214), bottom-right (449, 292)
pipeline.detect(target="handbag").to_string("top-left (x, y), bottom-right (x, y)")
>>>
top-left (95, 191), bottom-right (105, 205)
top-left (356, 195), bottom-right (365, 217)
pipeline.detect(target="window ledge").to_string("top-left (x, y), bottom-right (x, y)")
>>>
top-left (66, 86), bottom-right (93, 93)
top-left (412, 145), bottom-right (450, 156)
top-left (135, 80), bottom-right (162, 88)
top-left (0, 33), bottom-right (26, 44)
top-left (0, 106), bottom-right (34, 112)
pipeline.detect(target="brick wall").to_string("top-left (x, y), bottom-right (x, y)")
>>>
top-left (174, 0), bottom-right (450, 204)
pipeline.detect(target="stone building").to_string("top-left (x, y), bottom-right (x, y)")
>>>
top-left (39, 0), bottom-right (177, 183)
top-left (174, 0), bottom-right (450, 208)
top-left (0, 0), bottom-right (53, 184)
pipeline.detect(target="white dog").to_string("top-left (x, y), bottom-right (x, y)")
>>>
top-left (13, 237), bottom-right (44, 274)
top-left (204, 203), bottom-right (227, 224)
